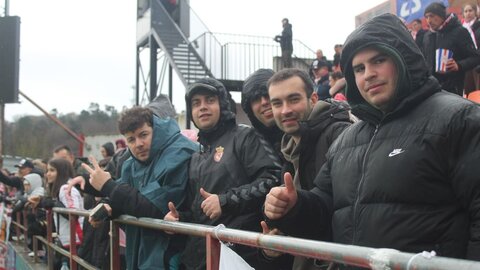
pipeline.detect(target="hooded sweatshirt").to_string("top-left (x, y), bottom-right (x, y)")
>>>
top-left (281, 100), bottom-right (352, 191)
top-left (241, 69), bottom-right (285, 160)
top-left (100, 114), bottom-right (198, 270)
top-left (23, 173), bottom-right (45, 197)
top-left (182, 78), bottom-right (282, 270)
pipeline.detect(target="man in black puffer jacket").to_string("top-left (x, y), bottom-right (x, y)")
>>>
top-left (165, 78), bottom-right (282, 270)
top-left (264, 13), bottom-right (480, 266)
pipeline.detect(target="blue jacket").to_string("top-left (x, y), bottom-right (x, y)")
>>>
top-left (101, 116), bottom-right (197, 269)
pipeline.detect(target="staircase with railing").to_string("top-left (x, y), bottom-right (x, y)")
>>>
top-left (136, 0), bottom-right (316, 103)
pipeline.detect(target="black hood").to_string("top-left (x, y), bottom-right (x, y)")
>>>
top-left (241, 68), bottom-right (274, 122)
top-left (341, 13), bottom-right (440, 123)
top-left (241, 69), bottom-right (283, 138)
top-left (145, 94), bottom-right (176, 119)
top-left (185, 77), bottom-right (236, 131)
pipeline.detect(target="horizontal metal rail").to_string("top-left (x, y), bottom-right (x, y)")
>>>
top-left (10, 220), bottom-right (26, 231)
top-left (7, 207), bottom-right (470, 270)
top-left (52, 207), bottom-right (90, 217)
top-left (112, 215), bottom-right (480, 270)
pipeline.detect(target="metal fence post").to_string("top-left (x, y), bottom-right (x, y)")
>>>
top-left (206, 234), bottom-right (220, 270)
top-left (110, 221), bottom-right (120, 270)
top-left (22, 209), bottom-right (28, 251)
top-left (46, 209), bottom-right (54, 270)
top-left (14, 211), bottom-right (20, 243)
top-left (68, 213), bottom-right (77, 270)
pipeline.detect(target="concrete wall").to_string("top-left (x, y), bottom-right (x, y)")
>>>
top-left (83, 134), bottom-right (124, 161)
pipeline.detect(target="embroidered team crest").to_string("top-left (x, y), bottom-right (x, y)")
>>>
top-left (214, 146), bottom-right (224, 162)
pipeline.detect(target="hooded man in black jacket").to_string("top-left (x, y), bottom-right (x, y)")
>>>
top-left (264, 13), bottom-right (480, 267)
top-left (242, 69), bottom-right (287, 163)
top-left (165, 77), bottom-right (282, 270)
top-left (242, 69), bottom-right (296, 269)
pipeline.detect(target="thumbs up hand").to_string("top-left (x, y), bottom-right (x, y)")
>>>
top-left (164, 202), bottom-right (180, 234)
top-left (264, 172), bottom-right (298, 220)
top-left (164, 202), bottom-right (179, 221)
top-left (200, 188), bottom-right (222, 220)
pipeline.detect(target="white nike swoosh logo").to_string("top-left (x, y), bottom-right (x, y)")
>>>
top-left (388, 150), bottom-right (405, 157)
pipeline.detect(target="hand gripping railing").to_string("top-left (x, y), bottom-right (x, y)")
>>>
top-left (22, 207), bottom-right (480, 270)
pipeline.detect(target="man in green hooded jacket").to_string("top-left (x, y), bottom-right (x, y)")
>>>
top-left (83, 106), bottom-right (197, 269)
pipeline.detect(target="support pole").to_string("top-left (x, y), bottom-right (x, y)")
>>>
top-left (149, 35), bottom-right (158, 102)
top-left (0, 0), bottom-right (9, 168)
top-left (19, 91), bottom-right (88, 147)
top-left (0, 104), bottom-right (4, 168)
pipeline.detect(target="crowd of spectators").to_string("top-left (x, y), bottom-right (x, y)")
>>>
top-left (2, 3), bottom-right (480, 270)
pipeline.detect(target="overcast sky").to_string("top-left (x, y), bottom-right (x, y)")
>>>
top-left (3, 0), bottom-right (385, 122)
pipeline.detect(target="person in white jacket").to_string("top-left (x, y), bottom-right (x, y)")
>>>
top-left (45, 158), bottom-right (84, 249)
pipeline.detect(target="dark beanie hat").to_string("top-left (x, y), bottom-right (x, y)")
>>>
top-left (424, 2), bottom-right (447, 19)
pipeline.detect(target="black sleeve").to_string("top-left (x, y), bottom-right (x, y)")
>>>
top-left (78, 174), bottom-right (105, 197)
top-left (448, 105), bottom-right (480, 260)
top-left (257, 251), bottom-right (294, 270)
top-left (178, 172), bottom-right (195, 222)
top-left (265, 163), bottom-right (333, 241)
top-left (0, 173), bottom-right (23, 189)
top-left (456, 27), bottom-right (480, 72)
top-left (219, 130), bottom-right (282, 215)
top-left (39, 197), bottom-right (69, 219)
top-left (100, 179), bottom-right (165, 219)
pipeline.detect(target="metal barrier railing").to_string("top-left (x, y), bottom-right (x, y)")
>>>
top-left (38, 208), bottom-right (94, 270)
top-left (11, 210), bottom-right (28, 250)
top-left (10, 206), bottom-right (480, 270)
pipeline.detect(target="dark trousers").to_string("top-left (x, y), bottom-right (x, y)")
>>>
top-left (282, 49), bottom-right (293, 68)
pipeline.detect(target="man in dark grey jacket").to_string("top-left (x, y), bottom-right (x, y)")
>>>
top-left (422, 2), bottom-right (480, 95)
top-left (265, 68), bottom-right (352, 269)
top-left (264, 13), bottom-right (480, 266)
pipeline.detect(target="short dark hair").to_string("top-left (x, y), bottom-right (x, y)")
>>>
top-left (268, 68), bottom-right (315, 98)
top-left (118, 106), bottom-right (153, 135)
top-left (413, 18), bottom-right (422, 24)
top-left (53, 145), bottom-right (72, 155)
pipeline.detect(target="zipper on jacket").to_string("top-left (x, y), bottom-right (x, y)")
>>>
top-left (352, 124), bottom-right (379, 244)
